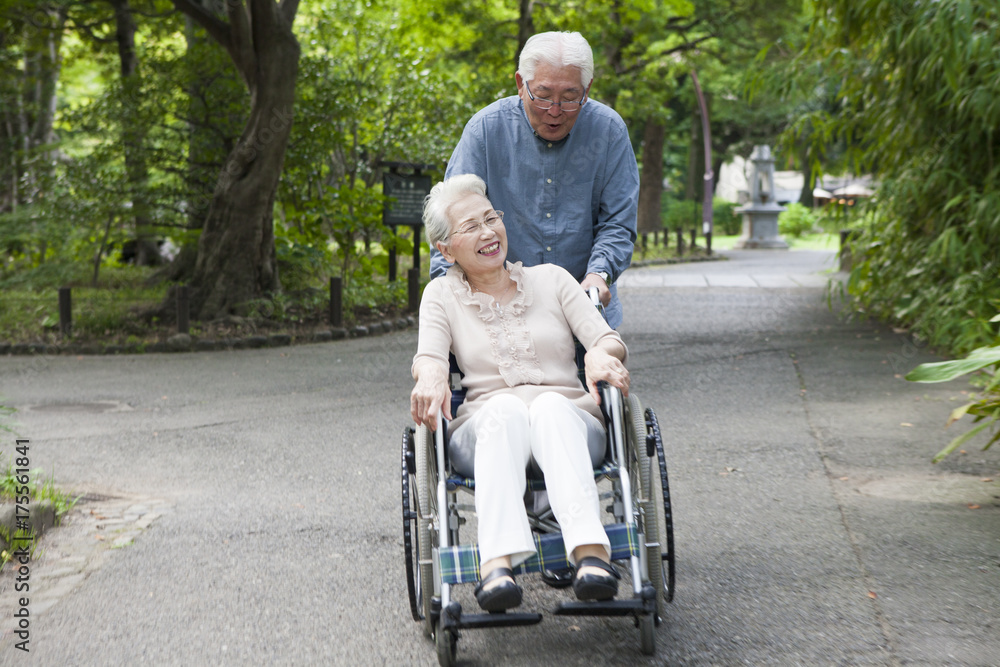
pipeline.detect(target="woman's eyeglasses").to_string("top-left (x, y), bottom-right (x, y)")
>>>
top-left (450, 211), bottom-right (504, 238)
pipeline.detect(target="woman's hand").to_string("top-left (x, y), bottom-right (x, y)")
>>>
top-left (410, 361), bottom-right (452, 430)
top-left (584, 345), bottom-right (630, 405)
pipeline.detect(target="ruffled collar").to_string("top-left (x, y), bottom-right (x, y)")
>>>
top-left (448, 261), bottom-right (531, 321)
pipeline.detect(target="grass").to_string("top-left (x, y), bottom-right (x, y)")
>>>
top-left (1, 286), bottom-right (167, 344)
top-left (0, 234), bottom-right (842, 346)
top-left (0, 457), bottom-right (80, 569)
top-left (0, 460), bottom-right (79, 518)
top-left (709, 232), bottom-right (839, 251)
top-left (0, 263), bottom-right (167, 345)
top-left (0, 260), bottom-right (413, 347)
top-left (633, 231), bottom-right (839, 259)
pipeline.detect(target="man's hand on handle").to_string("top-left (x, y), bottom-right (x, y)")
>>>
top-left (581, 272), bottom-right (611, 307)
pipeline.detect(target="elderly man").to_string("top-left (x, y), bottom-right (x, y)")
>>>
top-left (432, 30), bottom-right (638, 329)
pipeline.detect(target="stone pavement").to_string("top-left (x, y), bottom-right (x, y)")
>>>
top-left (0, 246), bottom-right (996, 665)
top-left (0, 493), bottom-right (172, 643)
top-left (621, 248), bottom-right (838, 289)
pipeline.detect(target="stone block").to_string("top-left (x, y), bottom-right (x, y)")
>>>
top-left (268, 334), bottom-right (291, 347)
top-left (244, 336), bottom-right (268, 349)
top-left (167, 333), bottom-right (192, 351)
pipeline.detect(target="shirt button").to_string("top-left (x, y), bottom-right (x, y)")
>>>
top-left (546, 213), bottom-right (551, 218)
top-left (547, 143), bottom-right (552, 148)
top-left (546, 246), bottom-right (552, 251)
top-left (546, 178), bottom-right (552, 184)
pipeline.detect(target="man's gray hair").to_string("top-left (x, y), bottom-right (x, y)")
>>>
top-left (423, 174), bottom-right (488, 247)
top-left (517, 31), bottom-right (594, 89)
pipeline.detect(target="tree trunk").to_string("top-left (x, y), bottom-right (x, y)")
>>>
top-left (798, 139), bottom-right (814, 207)
top-left (28, 13), bottom-right (62, 154)
top-left (184, 12), bottom-right (238, 226)
top-left (637, 118), bottom-right (666, 236)
top-left (515, 0), bottom-right (534, 67)
top-left (685, 99), bottom-right (704, 203)
top-left (171, 0), bottom-right (301, 320)
top-left (187, 84), bottom-right (296, 318)
top-left (23, 10), bottom-right (65, 264)
top-left (110, 0), bottom-right (160, 266)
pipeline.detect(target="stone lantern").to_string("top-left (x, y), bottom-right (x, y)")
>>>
top-left (735, 145), bottom-right (788, 249)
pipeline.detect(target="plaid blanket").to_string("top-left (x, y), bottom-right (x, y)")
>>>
top-left (437, 522), bottom-right (639, 585)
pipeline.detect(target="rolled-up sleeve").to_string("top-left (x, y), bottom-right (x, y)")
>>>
top-left (587, 122), bottom-right (639, 285)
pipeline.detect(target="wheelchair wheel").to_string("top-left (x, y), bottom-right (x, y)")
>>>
top-left (625, 395), bottom-right (657, 656)
top-left (402, 428), bottom-right (423, 623)
top-left (646, 407), bottom-right (675, 606)
top-left (436, 622), bottom-right (457, 666)
top-left (639, 608), bottom-right (656, 655)
top-left (415, 424), bottom-right (439, 638)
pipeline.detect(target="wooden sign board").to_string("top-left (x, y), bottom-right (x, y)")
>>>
top-left (383, 172), bottom-right (432, 226)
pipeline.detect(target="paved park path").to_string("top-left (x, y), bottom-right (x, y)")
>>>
top-left (0, 249), bottom-right (997, 665)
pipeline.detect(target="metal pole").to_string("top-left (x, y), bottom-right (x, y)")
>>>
top-left (58, 287), bottom-right (72, 337)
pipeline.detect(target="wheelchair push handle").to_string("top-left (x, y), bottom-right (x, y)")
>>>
top-left (587, 286), bottom-right (609, 322)
top-left (587, 286), bottom-right (600, 307)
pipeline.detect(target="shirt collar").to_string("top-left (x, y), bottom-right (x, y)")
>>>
top-left (518, 98), bottom-right (573, 145)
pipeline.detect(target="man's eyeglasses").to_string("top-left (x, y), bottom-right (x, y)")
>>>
top-left (450, 211), bottom-right (504, 238)
top-left (524, 81), bottom-right (587, 113)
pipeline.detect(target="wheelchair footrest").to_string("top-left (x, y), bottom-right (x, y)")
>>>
top-left (454, 612), bottom-right (544, 630)
top-left (552, 598), bottom-right (651, 618)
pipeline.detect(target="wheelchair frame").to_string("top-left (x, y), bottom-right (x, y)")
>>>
top-left (401, 381), bottom-right (675, 665)
top-left (402, 288), bottom-right (674, 664)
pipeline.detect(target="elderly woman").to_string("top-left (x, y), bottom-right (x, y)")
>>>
top-left (410, 174), bottom-right (630, 612)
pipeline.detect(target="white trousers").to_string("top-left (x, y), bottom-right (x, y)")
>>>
top-left (448, 392), bottom-right (611, 567)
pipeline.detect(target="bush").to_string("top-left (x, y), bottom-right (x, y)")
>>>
top-left (661, 198), bottom-right (700, 231)
top-left (661, 196), bottom-right (742, 236)
top-left (713, 198), bottom-right (741, 236)
top-left (778, 202), bottom-right (818, 238)
top-left (905, 324), bottom-right (1000, 462)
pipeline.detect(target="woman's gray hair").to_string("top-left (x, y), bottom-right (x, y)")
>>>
top-left (517, 31), bottom-right (594, 89)
top-left (422, 174), bottom-right (488, 247)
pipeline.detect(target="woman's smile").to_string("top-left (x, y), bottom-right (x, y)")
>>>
top-left (478, 241), bottom-right (501, 256)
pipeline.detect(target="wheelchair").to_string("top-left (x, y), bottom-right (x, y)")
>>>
top-left (401, 293), bottom-right (675, 665)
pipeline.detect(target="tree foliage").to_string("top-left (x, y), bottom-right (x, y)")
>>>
top-left (789, 0), bottom-right (1000, 355)
top-left (2, 0), bottom-right (816, 324)
top-left (278, 2), bottom-right (470, 287)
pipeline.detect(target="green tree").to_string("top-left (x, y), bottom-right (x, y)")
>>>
top-left (170, 0), bottom-right (301, 320)
top-left (277, 2), bottom-right (471, 287)
top-left (554, 0), bottom-right (807, 238)
top-left (0, 3), bottom-right (67, 267)
top-left (790, 0), bottom-right (1000, 355)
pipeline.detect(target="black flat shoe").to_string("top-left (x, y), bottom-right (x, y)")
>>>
top-left (474, 567), bottom-right (523, 612)
top-left (572, 556), bottom-right (620, 601)
top-left (541, 566), bottom-right (575, 589)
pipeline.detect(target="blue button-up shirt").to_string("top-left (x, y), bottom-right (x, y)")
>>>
top-left (433, 96), bottom-right (639, 328)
